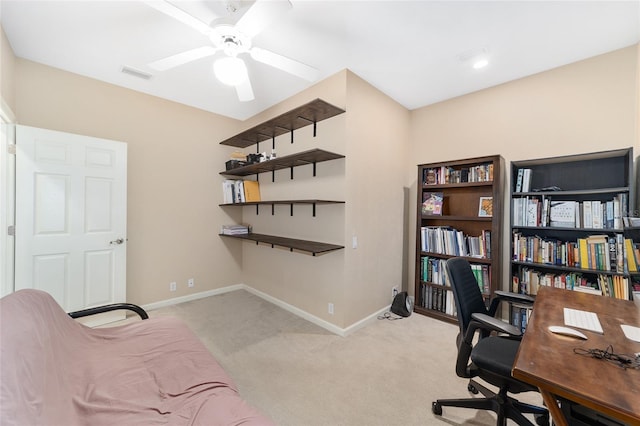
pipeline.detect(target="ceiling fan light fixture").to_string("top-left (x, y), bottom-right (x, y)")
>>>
top-left (214, 56), bottom-right (248, 86)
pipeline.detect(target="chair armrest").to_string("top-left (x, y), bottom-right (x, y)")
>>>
top-left (487, 291), bottom-right (535, 317)
top-left (494, 290), bottom-right (535, 304)
top-left (466, 312), bottom-right (522, 341)
top-left (69, 303), bottom-right (149, 320)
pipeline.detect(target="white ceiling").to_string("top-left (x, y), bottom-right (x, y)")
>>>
top-left (2, 1), bottom-right (639, 121)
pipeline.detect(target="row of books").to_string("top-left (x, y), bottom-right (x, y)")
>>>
top-left (423, 163), bottom-right (493, 185)
top-left (420, 257), bottom-right (448, 285)
top-left (514, 168), bottom-right (533, 192)
top-left (512, 194), bottom-right (627, 229)
top-left (512, 268), bottom-right (630, 300)
top-left (512, 233), bottom-right (640, 272)
top-left (420, 256), bottom-right (491, 294)
top-left (222, 179), bottom-right (261, 204)
top-left (511, 305), bottom-right (531, 333)
top-left (471, 264), bottom-right (491, 294)
top-left (421, 227), bottom-right (491, 258)
top-left (220, 224), bottom-right (250, 235)
top-left (418, 284), bottom-right (456, 316)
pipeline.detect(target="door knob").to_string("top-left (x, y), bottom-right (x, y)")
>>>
top-left (110, 238), bottom-right (125, 245)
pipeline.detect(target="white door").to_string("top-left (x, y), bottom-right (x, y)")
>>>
top-left (15, 125), bottom-right (127, 324)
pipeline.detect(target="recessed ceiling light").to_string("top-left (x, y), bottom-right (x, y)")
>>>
top-left (472, 59), bottom-right (489, 70)
top-left (457, 47), bottom-right (489, 70)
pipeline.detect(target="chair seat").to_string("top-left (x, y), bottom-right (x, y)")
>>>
top-left (471, 336), bottom-right (519, 378)
top-left (472, 336), bottom-right (538, 395)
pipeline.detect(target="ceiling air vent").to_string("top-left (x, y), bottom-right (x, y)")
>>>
top-left (121, 66), bottom-right (153, 80)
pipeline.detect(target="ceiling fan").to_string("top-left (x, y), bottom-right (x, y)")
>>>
top-left (144, 0), bottom-right (319, 102)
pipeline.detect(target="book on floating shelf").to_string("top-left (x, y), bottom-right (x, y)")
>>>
top-left (221, 224), bottom-right (250, 235)
top-left (222, 179), bottom-right (261, 204)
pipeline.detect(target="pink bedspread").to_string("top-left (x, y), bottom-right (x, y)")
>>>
top-left (0, 289), bottom-right (274, 426)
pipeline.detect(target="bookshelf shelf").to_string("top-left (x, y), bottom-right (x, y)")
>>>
top-left (219, 233), bottom-right (344, 256)
top-left (415, 155), bottom-right (504, 323)
top-left (218, 98), bottom-right (345, 256)
top-left (509, 147), bottom-right (635, 331)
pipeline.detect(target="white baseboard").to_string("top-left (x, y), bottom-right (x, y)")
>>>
top-left (142, 284), bottom-right (245, 311)
top-left (142, 284), bottom-right (388, 337)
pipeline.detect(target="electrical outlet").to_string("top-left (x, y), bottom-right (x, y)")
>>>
top-left (187, 278), bottom-right (194, 288)
top-left (392, 286), bottom-right (399, 301)
top-left (170, 281), bottom-right (177, 292)
top-left (328, 303), bottom-right (334, 315)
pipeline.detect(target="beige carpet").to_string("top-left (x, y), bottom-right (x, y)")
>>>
top-left (127, 290), bottom-right (545, 426)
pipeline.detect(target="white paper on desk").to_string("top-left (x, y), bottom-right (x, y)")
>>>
top-left (620, 324), bottom-right (640, 343)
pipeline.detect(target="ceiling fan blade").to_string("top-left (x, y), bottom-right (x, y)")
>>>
top-left (142, 0), bottom-right (212, 36)
top-left (148, 46), bottom-right (218, 71)
top-left (235, 77), bottom-right (255, 102)
top-left (236, 0), bottom-right (292, 39)
top-left (250, 47), bottom-right (318, 82)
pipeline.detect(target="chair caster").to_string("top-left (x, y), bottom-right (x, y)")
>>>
top-left (467, 383), bottom-right (479, 394)
top-left (535, 413), bottom-right (550, 426)
top-left (432, 401), bottom-right (442, 416)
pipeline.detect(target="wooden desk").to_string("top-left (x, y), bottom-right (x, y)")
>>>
top-left (512, 286), bottom-right (640, 426)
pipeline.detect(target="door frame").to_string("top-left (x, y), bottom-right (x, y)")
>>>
top-left (0, 97), bottom-right (16, 298)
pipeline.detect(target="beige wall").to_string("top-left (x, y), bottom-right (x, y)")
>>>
top-left (13, 58), bottom-right (244, 306)
top-left (407, 44), bottom-right (640, 296)
top-left (236, 70), bottom-right (410, 329)
top-left (0, 27), bottom-right (16, 111)
top-left (342, 71), bottom-right (410, 326)
top-left (237, 71), bottom-right (349, 327)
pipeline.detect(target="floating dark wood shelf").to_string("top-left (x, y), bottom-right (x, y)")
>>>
top-left (219, 199), bottom-right (344, 207)
top-left (219, 199), bottom-right (345, 216)
top-left (220, 99), bottom-right (345, 148)
top-left (219, 233), bottom-right (344, 256)
top-left (220, 148), bottom-right (344, 177)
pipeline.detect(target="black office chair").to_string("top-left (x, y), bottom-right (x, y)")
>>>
top-left (432, 257), bottom-right (549, 426)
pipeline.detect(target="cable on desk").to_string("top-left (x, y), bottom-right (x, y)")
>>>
top-left (573, 345), bottom-right (640, 370)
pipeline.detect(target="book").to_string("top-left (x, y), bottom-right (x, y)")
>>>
top-left (550, 201), bottom-right (575, 228)
top-left (221, 224), bottom-right (250, 235)
top-left (515, 168), bottom-right (524, 192)
top-left (624, 238), bottom-right (638, 272)
top-left (478, 196), bottom-right (493, 217)
top-left (583, 202), bottom-right (592, 228)
top-left (521, 168), bottom-right (532, 192)
top-left (424, 168), bottom-right (437, 185)
top-left (591, 201), bottom-right (603, 229)
top-left (243, 180), bottom-right (261, 202)
top-left (422, 192), bottom-right (443, 215)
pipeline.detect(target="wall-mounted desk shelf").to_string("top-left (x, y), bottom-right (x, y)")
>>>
top-left (219, 233), bottom-right (344, 256)
top-left (220, 148), bottom-right (344, 178)
top-left (220, 98), bottom-right (346, 149)
top-left (219, 199), bottom-right (345, 216)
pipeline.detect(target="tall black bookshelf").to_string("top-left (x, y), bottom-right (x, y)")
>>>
top-left (509, 148), bottom-right (635, 330)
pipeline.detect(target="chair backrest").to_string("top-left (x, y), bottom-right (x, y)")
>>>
top-left (445, 257), bottom-right (489, 337)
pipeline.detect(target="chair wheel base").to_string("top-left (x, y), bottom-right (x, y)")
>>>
top-left (432, 401), bottom-right (443, 416)
top-left (535, 412), bottom-right (550, 426)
